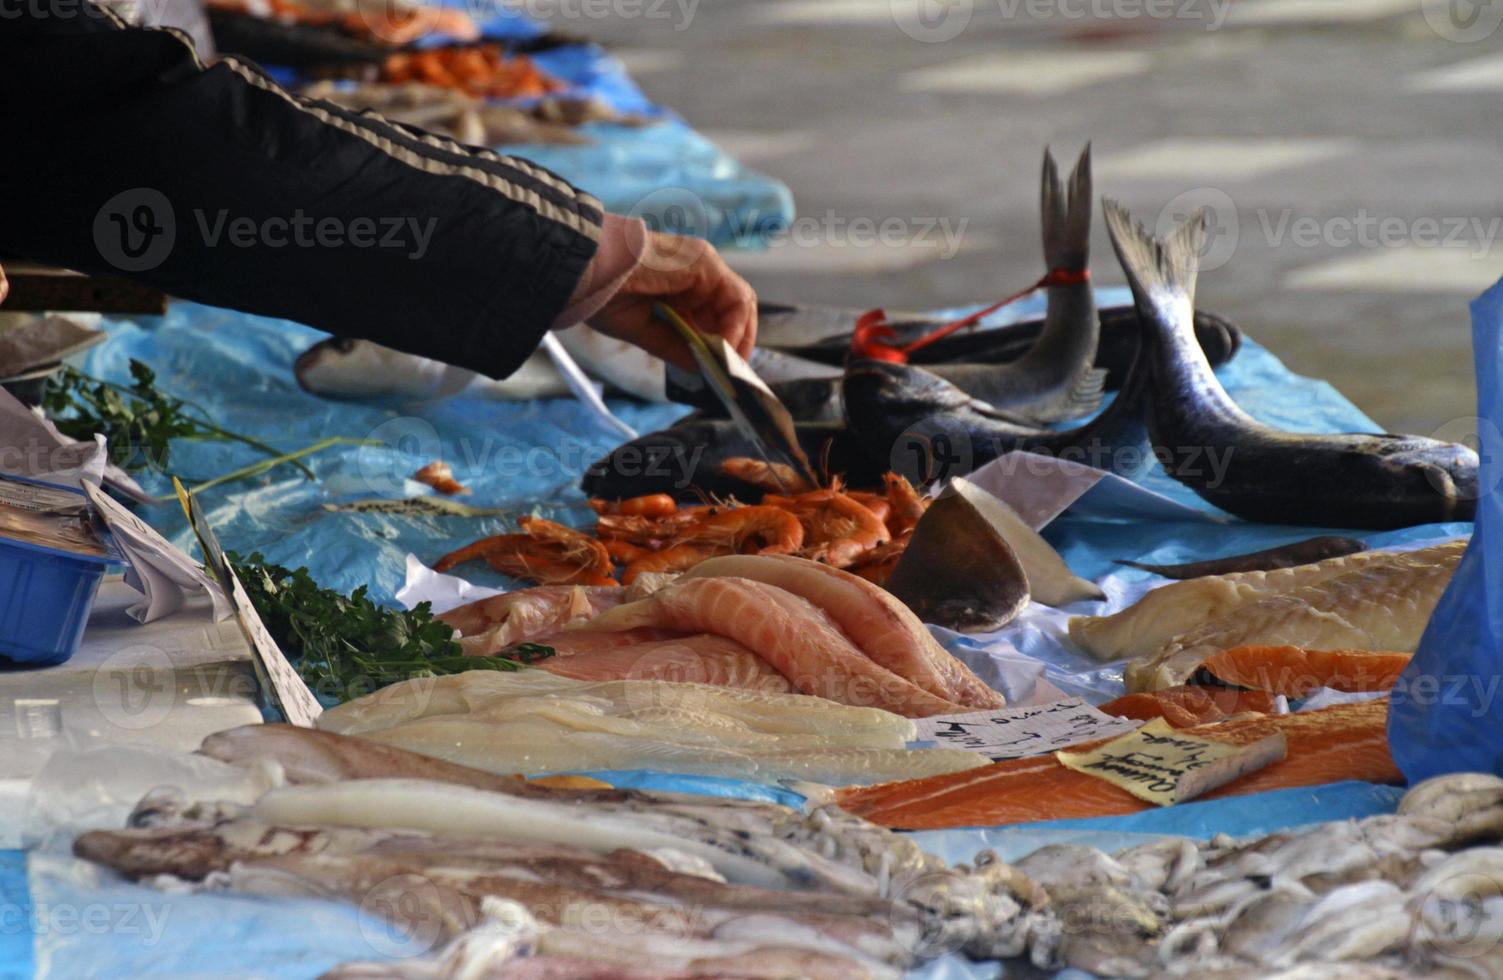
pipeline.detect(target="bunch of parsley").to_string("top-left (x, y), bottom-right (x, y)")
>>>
top-left (229, 553), bottom-right (551, 704)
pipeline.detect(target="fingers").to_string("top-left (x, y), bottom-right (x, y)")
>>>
top-left (0, 263), bottom-right (8, 307)
top-left (639, 231), bottom-right (757, 356)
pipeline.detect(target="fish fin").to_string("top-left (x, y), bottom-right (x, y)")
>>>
top-left (1102, 199), bottom-right (1202, 316)
top-left (1042, 144), bottom-right (1092, 270)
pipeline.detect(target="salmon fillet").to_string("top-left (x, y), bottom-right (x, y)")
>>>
top-left (834, 699), bottom-right (1399, 829)
top-left (539, 632), bottom-right (793, 693)
top-left (684, 555), bottom-right (1005, 709)
top-left (1201, 645), bottom-right (1412, 698)
top-left (1098, 685), bottom-right (1280, 728)
top-left (582, 576), bottom-right (970, 717)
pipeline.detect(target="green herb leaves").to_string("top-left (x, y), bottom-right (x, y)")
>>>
top-left (229, 552), bottom-right (548, 704)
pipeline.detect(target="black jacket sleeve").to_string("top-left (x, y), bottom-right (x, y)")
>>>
top-left (0, 1), bottom-right (602, 380)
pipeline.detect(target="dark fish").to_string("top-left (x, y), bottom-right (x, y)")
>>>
top-left (580, 419), bottom-right (884, 501)
top-left (920, 146), bottom-right (1105, 422)
top-left (768, 304), bottom-right (1243, 390)
top-left (1103, 201), bottom-right (1478, 530)
top-left (840, 330), bottom-right (1153, 486)
top-left (1115, 535), bottom-right (1369, 579)
top-left (884, 483), bottom-right (1030, 632)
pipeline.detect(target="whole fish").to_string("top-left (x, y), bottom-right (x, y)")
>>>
top-left (918, 145), bottom-right (1106, 423)
top-left (770, 304), bottom-right (1244, 390)
top-left (1103, 201), bottom-right (1478, 529)
top-left (840, 339), bottom-right (1152, 485)
top-left (1115, 536), bottom-right (1368, 579)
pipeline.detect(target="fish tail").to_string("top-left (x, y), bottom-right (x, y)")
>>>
top-left (1041, 144), bottom-right (1092, 271)
top-left (1102, 199), bottom-right (1203, 319)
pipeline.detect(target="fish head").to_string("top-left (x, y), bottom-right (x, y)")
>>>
top-left (293, 338), bottom-right (388, 400)
top-left (842, 360), bottom-right (997, 417)
top-left (1374, 437), bottom-right (1481, 520)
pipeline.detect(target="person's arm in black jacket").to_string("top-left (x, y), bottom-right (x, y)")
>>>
top-left (0, 1), bottom-right (755, 377)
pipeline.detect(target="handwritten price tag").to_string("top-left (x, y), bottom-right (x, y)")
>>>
top-left (913, 698), bottom-right (1142, 760)
top-left (1057, 718), bottom-right (1286, 806)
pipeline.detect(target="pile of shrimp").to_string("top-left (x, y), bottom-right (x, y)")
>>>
top-left (430, 463), bottom-right (931, 588)
top-left (382, 47), bottom-right (563, 99)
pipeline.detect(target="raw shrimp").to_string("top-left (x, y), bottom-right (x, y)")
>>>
top-left (846, 531), bottom-right (912, 586)
top-left (882, 473), bottom-right (928, 536)
top-left (589, 494), bottom-right (678, 518)
top-left (414, 461), bottom-right (469, 495)
top-left (773, 491), bottom-right (890, 568)
top-left (717, 457), bottom-right (818, 495)
top-left (621, 507), bottom-right (805, 583)
top-left (434, 516), bottom-right (615, 586)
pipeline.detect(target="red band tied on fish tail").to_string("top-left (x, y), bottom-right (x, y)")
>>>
top-left (850, 309), bottom-right (908, 363)
top-left (848, 267), bottom-right (1091, 364)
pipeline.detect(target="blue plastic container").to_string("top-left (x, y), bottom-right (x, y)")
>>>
top-left (0, 475), bottom-right (120, 667)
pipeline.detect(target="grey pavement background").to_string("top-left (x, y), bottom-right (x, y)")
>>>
top-left (574, 0), bottom-right (1503, 434)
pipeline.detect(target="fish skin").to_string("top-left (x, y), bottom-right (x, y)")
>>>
top-left (1115, 536), bottom-right (1368, 580)
top-left (918, 146), bottom-right (1105, 423)
top-left (835, 700), bottom-right (1399, 830)
top-left (1126, 543), bottom-right (1460, 692)
top-left (1102, 201), bottom-right (1479, 530)
top-left (682, 554), bottom-right (1005, 709)
top-left (840, 347), bottom-right (1153, 485)
top-left (583, 576), bottom-right (973, 716)
top-left (295, 337), bottom-right (571, 402)
top-left (1068, 541), bottom-right (1466, 664)
top-left (769, 304), bottom-right (1243, 390)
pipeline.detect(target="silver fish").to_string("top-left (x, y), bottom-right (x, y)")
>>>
top-left (1102, 201), bottom-right (1478, 529)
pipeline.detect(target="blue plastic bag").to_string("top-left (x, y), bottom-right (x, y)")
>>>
top-left (1389, 278), bottom-right (1503, 782)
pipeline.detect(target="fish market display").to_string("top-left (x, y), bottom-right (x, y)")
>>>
top-left (834, 700), bottom-right (1399, 830)
top-left (313, 669), bottom-right (985, 782)
top-left (1200, 646), bottom-right (1412, 698)
top-left (207, 0), bottom-right (478, 47)
top-left (886, 147), bottom-right (1106, 423)
top-left (1102, 201), bottom-right (1478, 529)
top-left (1116, 535), bottom-right (1368, 579)
top-left (1122, 542), bottom-right (1463, 692)
top-left (1068, 540), bottom-right (1464, 665)
top-left (1098, 685), bottom-right (1282, 728)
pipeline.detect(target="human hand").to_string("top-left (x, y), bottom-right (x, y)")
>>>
top-left (0, 261), bottom-right (8, 306)
top-left (586, 230), bottom-right (756, 371)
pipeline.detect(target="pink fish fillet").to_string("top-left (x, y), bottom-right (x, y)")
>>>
top-left (438, 586), bottom-right (624, 656)
top-left (685, 555), bottom-right (1004, 709)
top-left (582, 577), bottom-right (969, 717)
top-left (539, 632), bottom-right (793, 692)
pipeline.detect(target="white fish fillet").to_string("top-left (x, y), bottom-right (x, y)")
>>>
top-left (683, 555), bottom-right (1003, 709)
top-left (1124, 542), bottom-right (1465, 692)
top-left (318, 670), bottom-right (917, 741)
top-left (356, 716), bottom-right (985, 785)
top-left (1070, 540), bottom-right (1465, 664)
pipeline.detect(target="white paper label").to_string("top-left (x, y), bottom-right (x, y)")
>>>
top-left (913, 697), bottom-right (1141, 760)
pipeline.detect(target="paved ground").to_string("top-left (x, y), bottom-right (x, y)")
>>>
top-left (580, 0), bottom-right (1503, 434)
